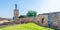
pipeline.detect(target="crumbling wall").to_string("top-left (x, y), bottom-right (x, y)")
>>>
top-left (19, 15), bottom-right (48, 26)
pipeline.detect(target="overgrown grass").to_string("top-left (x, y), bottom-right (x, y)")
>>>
top-left (0, 23), bottom-right (55, 30)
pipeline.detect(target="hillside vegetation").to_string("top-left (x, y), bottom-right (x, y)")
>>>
top-left (0, 23), bottom-right (55, 30)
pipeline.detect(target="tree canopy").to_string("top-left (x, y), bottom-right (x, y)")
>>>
top-left (19, 10), bottom-right (37, 18)
top-left (19, 15), bottom-right (26, 18)
top-left (26, 10), bottom-right (37, 17)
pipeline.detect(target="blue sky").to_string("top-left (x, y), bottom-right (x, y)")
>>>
top-left (0, 0), bottom-right (60, 18)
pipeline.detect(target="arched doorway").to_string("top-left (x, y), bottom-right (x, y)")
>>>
top-left (41, 18), bottom-right (44, 24)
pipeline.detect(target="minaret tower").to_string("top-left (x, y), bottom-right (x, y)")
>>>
top-left (14, 4), bottom-right (19, 20)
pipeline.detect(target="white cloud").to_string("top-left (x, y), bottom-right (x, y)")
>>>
top-left (36, 0), bottom-right (60, 14)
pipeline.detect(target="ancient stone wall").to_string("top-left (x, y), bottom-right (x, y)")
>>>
top-left (19, 15), bottom-right (48, 26)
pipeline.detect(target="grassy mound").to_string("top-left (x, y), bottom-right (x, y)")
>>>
top-left (0, 23), bottom-right (54, 30)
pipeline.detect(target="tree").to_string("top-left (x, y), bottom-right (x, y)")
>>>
top-left (26, 10), bottom-right (37, 17)
top-left (19, 15), bottom-right (26, 18)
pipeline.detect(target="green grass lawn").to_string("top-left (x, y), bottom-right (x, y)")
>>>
top-left (0, 23), bottom-right (55, 30)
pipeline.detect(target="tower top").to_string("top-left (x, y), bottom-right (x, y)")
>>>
top-left (15, 4), bottom-right (17, 9)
